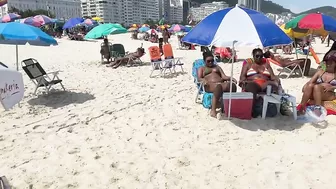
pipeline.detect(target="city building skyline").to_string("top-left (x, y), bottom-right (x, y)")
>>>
top-left (0, 0), bottom-right (81, 19)
top-left (190, 1), bottom-right (229, 22)
top-left (238, 0), bottom-right (261, 12)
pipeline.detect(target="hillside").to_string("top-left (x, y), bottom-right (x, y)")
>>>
top-left (297, 6), bottom-right (336, 18)
top-left (191, 0), bottom-right (292, 14)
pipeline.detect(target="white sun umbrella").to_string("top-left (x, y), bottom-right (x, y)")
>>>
top-left (182, 5), bottom-right (292, 119)
top-left (0, 64), bottom-right (24, 110)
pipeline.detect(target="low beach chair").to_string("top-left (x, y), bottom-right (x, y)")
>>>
top-left (148, 46), bottom-right (172, 77)
top-left (111, 44), bottom-right (126, 61)
top-left (22, 58), bottom-right (65, 95)
top-left (126, 43), bottom-right (145, 66)
top-left (162, 44), bottom-right (184, 73)
top-left (267, 58), bottom-right (311, 78)
top-left (0, 176), bottom-right (11, 189)
top-left (192, 59), bottom-right (216, 106)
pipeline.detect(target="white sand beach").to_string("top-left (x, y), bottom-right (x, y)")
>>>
top-left (1, 34), bottom-right (336, 188)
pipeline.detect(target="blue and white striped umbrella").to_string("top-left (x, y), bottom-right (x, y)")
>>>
top-left (182, 5), bottom-right (292, 48)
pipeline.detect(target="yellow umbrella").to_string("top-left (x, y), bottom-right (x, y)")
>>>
top-left (280, 24), bottom-right (328, 39)
top-left (92, 17), bottom-right (101, 21)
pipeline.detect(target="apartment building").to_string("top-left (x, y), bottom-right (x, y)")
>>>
top-left (238, 0), bottom-right (261, 12)
top-left (170, 0), bottom-right (183, 23)
top-left (1, 0), bottom-right (81, 19)
top-left (190, 1), bottom-right (229, 21)
top-left (81, 0), bottom-right (159, 25)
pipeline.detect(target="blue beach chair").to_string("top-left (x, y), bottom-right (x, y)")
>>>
top-left (192, 59), bottom-right (215, 108)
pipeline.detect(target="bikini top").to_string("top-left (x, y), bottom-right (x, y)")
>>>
top-left (316, 72), bottom-right (336, 86)
top-left (203, 66), bottom-right (219, 77)
top-left (246, 62), bottom-right (271, 78)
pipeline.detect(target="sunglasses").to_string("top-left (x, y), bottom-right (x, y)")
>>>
top-left (206, 59), bottom-right (214, 63)
top-left (255, 54), bottom-right (263, 59)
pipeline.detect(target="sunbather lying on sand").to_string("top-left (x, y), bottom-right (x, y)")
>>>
top-left (106, 48), bottom-right (145, 69)
top-left (264, 51), bottom-right (311, 76)
top-left (197, 51), bottom-right (237, 117)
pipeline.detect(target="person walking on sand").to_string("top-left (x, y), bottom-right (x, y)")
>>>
top-left (162, 28), bottom-right (170, 44)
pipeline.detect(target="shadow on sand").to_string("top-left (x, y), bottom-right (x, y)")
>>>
top-left (27, 90), bottom-right (95, 109)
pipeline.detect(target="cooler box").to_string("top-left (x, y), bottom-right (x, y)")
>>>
top-left (223, 92), bottom-right (253, 120)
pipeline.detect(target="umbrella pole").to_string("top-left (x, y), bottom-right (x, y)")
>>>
top-left (16, 44), bottom-right (19, 71)
top-left (227, 41), bottom-right (237, 120)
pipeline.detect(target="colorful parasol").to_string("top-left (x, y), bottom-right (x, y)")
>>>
top-left (280, 24), bottom-right (328, 39)
top-left (20, 17), bottom-right (41, 27)
top-left (285, 13), bottom-right (336, 32)
top-left (34, 15), bottom-right (53, 25)
top-left (1, 13), bottom-right (21, 23)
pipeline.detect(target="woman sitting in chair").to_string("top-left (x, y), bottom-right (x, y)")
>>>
top-left (298, 51), bottom-right (336, 116)
top-left (240, 48), bottom-right (279, 103)
top-left (197, 52), bottom-right (237, 117)
top-left (107, 47), bottom-right (145, 69)
top-left (264, 50), bottom-right (311, 76)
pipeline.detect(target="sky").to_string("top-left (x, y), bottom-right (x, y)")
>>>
top-left (271, 0), bottom-right (334, 13)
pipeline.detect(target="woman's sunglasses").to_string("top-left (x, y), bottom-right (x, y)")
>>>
top-left (206, 59), bottom-right (214, 63)
top-left (254, 54), bottom-right (263, 59)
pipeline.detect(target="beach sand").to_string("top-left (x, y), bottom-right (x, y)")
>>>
top-left (1, 34), bottom-right (336, 188)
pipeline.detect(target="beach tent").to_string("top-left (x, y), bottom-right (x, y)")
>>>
top-left (0, 65), bottom-right (24, 110)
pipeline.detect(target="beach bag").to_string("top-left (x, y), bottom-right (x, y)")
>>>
top-left (252, 97), bottom-right (277, 118)
top-left (202, 93), bottom-right (213, 109)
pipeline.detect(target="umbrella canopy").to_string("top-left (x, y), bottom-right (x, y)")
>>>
top-left (142, 24), bottom-right (149, 27)
top-left (20, 17), bottom-right (41, 27)
top-left (280, 24), bottom-right (328, 39)
top-left (84, 23), bottom-right (127, 39)
top-left (92, 17), bottom-right (101, 21)
top-left (170, 24), bottom-right (185, 32)
top-left (0, 66), bottom-right (24, 110)
top-left (83, 18), bottom-right (98, 26)
top-left (182, 5), bottom-right (292, 47)
top-left (34, 15), bottom-right (53, 25)
top-left (63, 17), bottom-right (84, 29)
top-left (147, 29), bottom-right (158, 35)
top-left (131, 24), bottom-right (139, 28)
top-left (0, 22), bottom-right (57, 70)
top-left (1, 13), bottom-right (21, 23)
top-left (285, 13), bottom-right (336, 32)
top-left (138, 26), bottom-right (150, 33)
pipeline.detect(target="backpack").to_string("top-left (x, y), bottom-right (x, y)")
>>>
top-left (252, 97), bottom-right (278, 118)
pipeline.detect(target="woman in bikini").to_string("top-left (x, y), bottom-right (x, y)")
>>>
top-left (197, 52), bottom-right (237, 117)
top-left (240, 48), bottom-right (279, 102)
top-left (106, 48), bottom-right (145, 69)
top-left (264, 50), bottom-right (311, 76)
top-left (298, 50), bottom-right (336, 115)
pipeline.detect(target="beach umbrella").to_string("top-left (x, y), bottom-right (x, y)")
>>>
top-left (0, 66), bottom-right (24, 110)
top-left (147, 29), bottom-right (158, 35)
top-left (63, 17), bottom-right (84, 29)
top-left (20, 17), bottom-right (41, 27)
top-left (34, 15), bottom-right (53, 25)
top-left (0, 13), bottom-right (21, 23)
top-left (170, 24), bottom-right (185, 32)
top-left (84, 23), bottom-right (127, 39)
top-left (184, 25), bottom-right (192, 32)
top-left (130, 24), bottom-right (139, 28)
top-left (0, 22), bottom-right (57, 70)
top-left (83, 18), bottom-right (98, 26)
top-left (280, 24), bottom-right (328, 39)
top-left (142, 24), bottom-right (149, 27)
top-left (138, 26), bottom-right (150, 33)
top-left (182, 5), bottom-right (292, 119)
top-left (285, 13), bottom-right (336, 32)
top-left (92, 17), bottom-right (101, 21)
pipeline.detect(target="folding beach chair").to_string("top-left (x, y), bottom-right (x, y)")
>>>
top-left (126, 43), bottom-right (145, 67)
top-left (148, 46), bottom-right (172, 77)
top-left (111, 44), bottom-right (126, 61)
top-left (162, 44), bottom-right (184, 73)
top-left (22, 58), bottom-right (65, 95)
top-left (267, 58), bottom-right (311, 78)
top-left (192, 59), bottom-right (206, 103)
top-left (0, 176), bottom-right (11, 189)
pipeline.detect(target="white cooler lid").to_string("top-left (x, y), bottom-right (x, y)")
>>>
top-left (222, 92), bottom-right (253, 99)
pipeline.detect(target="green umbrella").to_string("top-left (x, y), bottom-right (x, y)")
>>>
top-left (84, 23), bottom-right (127, 39)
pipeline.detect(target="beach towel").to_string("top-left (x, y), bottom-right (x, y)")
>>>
top-left (297, 100), bottom-right (336, 115)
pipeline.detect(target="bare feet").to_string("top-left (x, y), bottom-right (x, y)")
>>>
top-left (297, 105), bottom-right (306, 116)
top-left (210, 110), bottom-right (217, 118)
